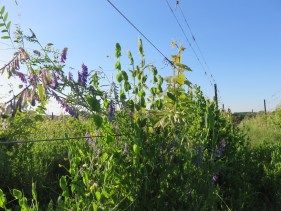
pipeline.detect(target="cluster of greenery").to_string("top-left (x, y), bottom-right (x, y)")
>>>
top-left (0, 5), bottom-right (281, 210)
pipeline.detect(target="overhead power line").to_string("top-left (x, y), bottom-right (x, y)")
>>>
top-left (106, 0), bottom-right (173, 66)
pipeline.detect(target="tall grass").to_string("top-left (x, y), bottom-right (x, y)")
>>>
top-left (239, 109), bottom-right (281, 147)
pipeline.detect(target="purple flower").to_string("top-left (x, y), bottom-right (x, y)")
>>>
top-left (108, 100), bottom-right (115, 122)
top-left (51, 91), bottom-right (77, 117)
top-left (81, 63), bottom-right (88, 87)
top-left (68, 72), bottom-right (73, 81)
top-left (49, 73), bottom-right (58, 89)
top-left (214, 139), bottom-right (227, 159)
top-left (15, 71), bottom-right (27, 83)
top-left (61, 48), bottom-right (68, 63)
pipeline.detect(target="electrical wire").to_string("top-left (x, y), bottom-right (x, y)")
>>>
top-left (105, 0), bottom-right (174, 66)
top-left (0, 134), bottom-right (129, 145)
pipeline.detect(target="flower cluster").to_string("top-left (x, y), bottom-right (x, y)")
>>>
top-left (108, 100), bottom-right (115, 122)
top-left (78, 64), bottom-right (88, 87)
top-left (49, 73), bottom-right (58, 89)
top-left (15, 71), bottom-right (27, 83)
top-left (68, 72), bottom-right (73, 81)
top-left (51, 91), bottom-right (77, 117)
top-left (61, 48), bottom-right (68, 63)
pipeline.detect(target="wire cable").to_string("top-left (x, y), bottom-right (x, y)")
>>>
top-left (105, 0), bottom-right (174, 66)
top-left (0, 134), bottom-right (129, 145)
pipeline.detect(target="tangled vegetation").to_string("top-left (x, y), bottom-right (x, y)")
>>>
top-left (0, 5), bottom-right (281, 210)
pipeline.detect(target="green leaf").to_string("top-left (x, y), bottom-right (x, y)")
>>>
top-left (140, 96), bottom-right (146, 107)
top-left (0, 189), bottom-right (6, 208)
top-left (133, 144), bottom-right (140, 154)
top-left (167, 92), bottom-right (176, 101)
top-left (116, 72), bottom-right (123, 83)
top-left (124, 81), bottom-right (131, 91)
top-left (88, 97), bottom-right (100, 112)
top-left (37, 84), bottom-right (44, 101)
top-left (59, 176), bottom-right (69, 197)
top-left (121, 70), bottom-right (128, 81)
top-left (6, 21), bottom-right (11, 29)
top-left (18, 84), bottom-right (23, 89)
top-left (32, 183), bottom-right (37, 201)
top-left (127, 50), bottom-right (134, 65)
top-left (184, 79), bottom-right (192, 87)
top-left (138, 38), bottom-right (144, 57)
top-left (95, 191), bottom-right (101, 201)
top-left (156, 99), bottom-right (163, 110)
top-left (92, 202), bottom-right (98, 211)
top-left (12, 189), bottom-right (22, 199)
top-left (115, 60), bottom-right (121, 70)
top-left (115, 43), bottom-right (121, 58)
top-left (0, 23), bottom-right (4, 27)
top-left (0, 6), bottom-right (5, 15)
top-left (91, 72), bottom-right (99, 88)
top-left (3, 12), bottom-right (8, 22)
top-left (93, 114), bottom-right (103, 129)
top-left (175, 73), bottom-right (185, 85)
top-left (1, 29), bottom-right (8, 33)
top-left (1, 35), bottom-right (9, 39)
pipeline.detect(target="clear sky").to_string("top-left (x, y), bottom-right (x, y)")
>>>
top-left (0, 0), bottom-right (281, 113)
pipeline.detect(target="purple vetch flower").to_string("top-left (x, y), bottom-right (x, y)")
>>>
top-left (49, 73), bottom-right (58, 89)
top-left (51, 91), bottom-right (77, 117)
top-left (68, 72), bottom-right (73, 81)
top-left (214, 139), bottom-right (227, 159)
top-left (81, 63), bottom-right (88, 87)
top-left (108, 100), bottom-right (115, 122)
top-left (61, 48), bottom-right (68, 63)
top-left (15, 71), bottom-right (27, 83)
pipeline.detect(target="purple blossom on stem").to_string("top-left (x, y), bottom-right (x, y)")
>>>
top-left (61, 48), bottom-right (68, 63)
top-left (108, 100), bottom-right (115, 122)
top-left (214, 139), bottom-right (227, 159)
top-left (49, 73), bottom-right (58, 89)
top-left (15, 71), bottom-right (27, 83)
top-left (68, 72), bottom-right (73, 81)
top-left (51, 91), bottom-right (77, 117)
top-left (81, 63), bottom-right (88, 87)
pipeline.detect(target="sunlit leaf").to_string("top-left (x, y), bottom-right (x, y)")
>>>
top-left (12, 189), bottom-right (22, 199)
top-left (116, 72), bottom-right (123, 83)
top-left (1, 36), bottom-right (9, 39)
top-left (115, 60), bottom-right (121, 70)
top-left (115, 43), bottom-right (121, 58)
top-left (37, 84), bottom-right (44, 101)
top-left (3, 12), bottom-right (8, 22)
top-left (0, 6), bottom-right (5, 15)
top-left (6, 21), bottom-right (11, 29)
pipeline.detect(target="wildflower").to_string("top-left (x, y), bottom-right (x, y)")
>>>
top-left (49, 73), bottom-right (58, 89)
top-left (61, 48), bottom-right (68, 63)
top-left (51, 91), bottom-right (77, 117)
top-left (15, 71), bottom-right (27, 83)
top-left (108, 100), bottom-right (115, 122)
top-left (68, 72), bottom-right (73, 81)
top-left (81, 63), bottom-right (88, 87)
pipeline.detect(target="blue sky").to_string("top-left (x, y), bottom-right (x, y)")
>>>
top-left (0, 0), bottom-right (281, 113)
